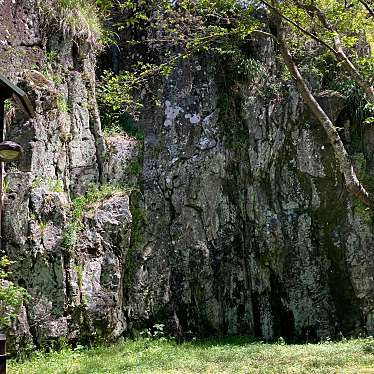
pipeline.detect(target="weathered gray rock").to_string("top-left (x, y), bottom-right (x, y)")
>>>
top-left (124, 50), bottom-right (374, 341)
top-left (0, 0), bottom-right (128, 348)
top-left (70, 195), bottom-right (132, 341)
top-left (104, 135), bottom-right (141, 186)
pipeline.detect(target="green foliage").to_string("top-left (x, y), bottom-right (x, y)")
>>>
top-left (274, 0), bottom-right (373, 81)
top-left (126, 161), bottom-right (142, 176)
top-left (307, 49), bottom-right (373, 124)
top-left (37, 0), bottom-right (103, 46)
top-left (31, 177), bottom-right (44, 189)
top-left (41, 51), bottom-right (63, 85)
top-left (0, 256), bottom-right (30, 328)
top-left (48, 178), bottom-right (64, 193)
top-left (352, 197), bottom-right (372, 225)
top-left (32, 177), bottom-right (64, 192)
top-left (224, 51), bottom-right (265, 82)
top-left (96, 0), bottom-right (259, 127)
top-left (74, 263), bottom-right (84, 290)
top-left (99, 106), bottom-right (144, 140)
top-left (61, 223), bottom-right (78, 250)
top-left (37, 219), bottom-right (48, 235)
top-left (97, 0), bottom-right (372, 113)
top-left (97, 69), bottom-right (143, 121)
top-left (351, 151), bottom-right (374, 223)
top-left (2, 179), bottom-right (10, 194)
top-left (9, 337), bottom-right (374, 373)
top-left (56, 96), bottom-right (69, 113)
top-left (342, 84), bottom-right (374, 125)
top-left (278, 0), bottom-right (373, 49)
top-left (321, 71), bottom-right (374, 125)
top-left (358, 56), bottom-right (374, 84)
top-left (0, 256), bottom-right (11, 280)
top-left (254, 0), bottom-right (373, 128)
top-left (95, 0), bottom-right (114, 12)
top-left (62, 184), bottom-right (131, 250)
top-left (140, 323), bottom-right (166, 340)
top-left (4, 99), bottom-right (14, 113)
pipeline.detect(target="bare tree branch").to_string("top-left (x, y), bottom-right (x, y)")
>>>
top-left (259, 0), bottom-right (336, 54)
top-left (359, 0), bottom-right (374, 17)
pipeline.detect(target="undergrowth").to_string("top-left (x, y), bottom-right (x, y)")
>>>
top-left (0, 256), bottom-right (30, 329)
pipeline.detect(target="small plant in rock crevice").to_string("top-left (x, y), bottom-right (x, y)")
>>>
top-left (4, 99), bottom-right (14, 113)
top-left (37, 219), bottom-right (48, 235)
top-left (74, 263), bottom-right (84, 290)
top-left (41, 50), bottom-right (63, 86)
top-left (56, 96), bottom-right (70, 113)
top-left (31, 177), bottom-right (64, 193)
top-left (47, 177), bottom-right (64, 192)
top-left (2, 180), bottom-right (10, 194)
top-left (61, 184), bottom-right (132, 251)
top-left (126, 160), bottom-right (142, 176)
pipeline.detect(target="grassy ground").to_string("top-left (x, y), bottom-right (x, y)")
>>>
top-left (8, 337), bottom-right (374, 374)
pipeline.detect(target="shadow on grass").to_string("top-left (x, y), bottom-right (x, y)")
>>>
top-left (188, 335), bottom-right (260, 348)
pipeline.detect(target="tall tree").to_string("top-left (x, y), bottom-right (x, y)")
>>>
top-left (256, 0), bottom-right (374, 207)
top-left (260, 0), bottom-right (374, 101)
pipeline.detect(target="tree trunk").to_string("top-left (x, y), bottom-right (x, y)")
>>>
top-left (332, 35), bottom-right (374, 103)
top-left (262, 0), bottom-right (374, 102)
top-left (271, 2), bottom-right (374, 209)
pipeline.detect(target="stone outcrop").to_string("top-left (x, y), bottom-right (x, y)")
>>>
top-left (120, 45), bottom-right (374, 340)
top-left (0, 0), bottom-right (133, 349)
top-left (1, 0), bottom-right (374, 349)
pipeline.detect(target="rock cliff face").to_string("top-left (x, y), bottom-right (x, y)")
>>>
top-left (0, 0), bottom-right (133, 348)
top-left (1, 0), bottom-right (374, 348)
top-left (127, 49), bottom-right (374, 340)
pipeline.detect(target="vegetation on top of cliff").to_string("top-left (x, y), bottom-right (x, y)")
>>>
top-left (266, 0), bottom-right (374, 108)
top-left (37, 0), bottom-right (103, 46)
top-left (96, 0), bottom-right (259, 122)
top-left (261, 0), bottom-right (374, 208)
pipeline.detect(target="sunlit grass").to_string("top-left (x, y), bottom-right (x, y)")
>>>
top-left (9, 337), bottom-right (374, 374)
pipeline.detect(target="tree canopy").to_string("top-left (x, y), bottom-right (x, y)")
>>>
top-left (97, 0), bottom-right (374, 206)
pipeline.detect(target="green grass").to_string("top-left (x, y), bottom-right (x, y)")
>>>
top-left (37, 0), bottom-right (102, 46)
top-left (9, 337), bottom-right (374, 373)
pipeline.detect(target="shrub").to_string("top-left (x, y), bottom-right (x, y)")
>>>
top-left (0, 256), bottom-right (30, 328)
